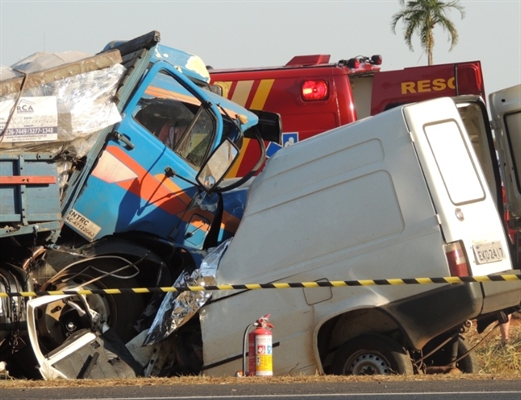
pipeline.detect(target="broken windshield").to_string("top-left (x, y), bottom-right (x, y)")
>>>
top-left (132, 70), bottom-right (216, 168)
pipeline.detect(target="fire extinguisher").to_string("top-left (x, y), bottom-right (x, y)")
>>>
top-left (240, 314), bottom-right (274, 377)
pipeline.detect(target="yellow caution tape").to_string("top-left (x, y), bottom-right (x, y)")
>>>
top-left (1, 274), bottom-right (520, 298)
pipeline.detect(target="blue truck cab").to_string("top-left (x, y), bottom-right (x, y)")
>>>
top-left (64, 37), bottom-right (260, 249)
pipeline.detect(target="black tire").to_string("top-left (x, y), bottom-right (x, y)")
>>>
top-left (455, 339), bottom-right (478, 373)
top-left (331, 334), bottom-right (413, 375)
top-left (39, 256), bottom-right (145, 345)
top-left (424, 337), bottom-right (478, 373)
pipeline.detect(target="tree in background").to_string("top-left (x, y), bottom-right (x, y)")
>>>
top-left (390, 0), bottom-right (465, 65)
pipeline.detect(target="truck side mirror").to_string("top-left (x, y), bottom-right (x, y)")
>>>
top-left (197, 138), bottom-right (239, 191)
top-left (243, 110), bottom-right (282, 144)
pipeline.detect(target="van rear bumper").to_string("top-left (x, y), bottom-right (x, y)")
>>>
top-left (384, 275), bottom-right (521, 350)
top-left (480, 270), bottom-right (521, 315)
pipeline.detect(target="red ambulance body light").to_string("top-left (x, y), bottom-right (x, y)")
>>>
top-left (301, 80), bottom-right (328, 101)
top-left (371, 55), bottom-right (382, 65)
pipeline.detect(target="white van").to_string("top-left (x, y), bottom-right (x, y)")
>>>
top-left (199, 96), bottom-right (521, 376)
top-left (488, 85), bottom-right (521, 265)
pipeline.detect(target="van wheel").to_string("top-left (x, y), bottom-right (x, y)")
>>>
top-left (425, 337), bottom-right (478, 373)
top-left (331, 334), bottom-right (413, 375)
top-left (454, 339), bottom-right (478, 373)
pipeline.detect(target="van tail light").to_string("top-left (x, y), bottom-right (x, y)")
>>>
top-left (301, 80), bottom-right (328, 101)
top-left (444, 241), bottom-right (470, 277)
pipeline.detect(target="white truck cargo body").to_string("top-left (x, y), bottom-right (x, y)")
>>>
top-left (199, 97), bottom-right (520, 376)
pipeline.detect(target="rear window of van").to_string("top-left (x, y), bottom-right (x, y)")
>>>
top-left (505, 111), bottom-right (521, 192)
top-left (424, 120), bottom-right (485, 205)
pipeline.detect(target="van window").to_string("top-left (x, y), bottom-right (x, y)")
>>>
top-left (424, 120), bottom-right (485, 205)
top-left (457, 102), bottom-right (499, 205)
top-left (505, 111), bottom-right (521, 192)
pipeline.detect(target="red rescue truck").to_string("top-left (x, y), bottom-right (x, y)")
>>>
top-left (210, 56), bottom-right (520, 268)
top-left (209, 54), bottom-right (484, 178)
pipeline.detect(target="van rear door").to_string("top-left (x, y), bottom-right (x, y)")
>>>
top-left (489, 84), bottom-right (521, 230)
top-left (403, 97), bottom-right (512, 277)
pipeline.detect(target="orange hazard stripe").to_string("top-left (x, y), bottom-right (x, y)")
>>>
top-left (224, 79), bottom-right (275, 178)
top-left (0, 176), bottom-right (56, 185)
top-left (231, 80), bottom-right (254, 106)
top-left (250, 79), bottom-right (275, 109)
top-left (101, 145), bottom-right (189, 214)
top-left (226, 79), bottom-right (274, 110)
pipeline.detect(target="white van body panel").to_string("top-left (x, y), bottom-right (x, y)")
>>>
top-left (403, 97), bottom-right (512, 276)
top-left (489, 84), bottom-right (521, 226)
top-left (213, 116), bottom-right (445, 287)
top-left (200, 97), bottom-right (516, 376)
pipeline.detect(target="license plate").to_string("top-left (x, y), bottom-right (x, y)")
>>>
top-left (472, 241), bottom-right (505, 264)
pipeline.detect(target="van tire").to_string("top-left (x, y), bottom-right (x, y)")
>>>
top-left (425, 337), bottom-right (478, 373)
top-left (331, 334), bottom-right (413, 375)
top-left (454, 339), bottom-right (478, 373)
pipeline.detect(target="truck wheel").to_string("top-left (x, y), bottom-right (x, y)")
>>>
top-left (331, 334), bottom-right (413, 375)
top-left (38, 257), bottom-right (145, 347)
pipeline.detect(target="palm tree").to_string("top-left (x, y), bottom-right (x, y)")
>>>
top-left (391, 0), bottom-right (465, 65)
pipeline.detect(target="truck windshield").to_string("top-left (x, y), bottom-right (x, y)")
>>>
top-left (132, 70), bottom-right (216, 168)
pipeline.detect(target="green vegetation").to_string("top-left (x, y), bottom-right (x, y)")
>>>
top-left (465, 315), bottom-right (521, 375)
top-left (391, 0), bottom-right (465, 65)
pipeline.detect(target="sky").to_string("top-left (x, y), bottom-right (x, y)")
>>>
top-left (0, 0), bottom-right (520, 96)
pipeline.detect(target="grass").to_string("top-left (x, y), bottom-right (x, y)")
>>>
top-left (464, 313), bottom-right (521, 375)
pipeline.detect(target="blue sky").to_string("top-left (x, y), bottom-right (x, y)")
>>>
top-left (1, 0), bottom-right (520, 95)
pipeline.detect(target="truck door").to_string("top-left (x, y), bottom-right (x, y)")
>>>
top-left (403, 97), bottom-right (513, 277)
top-left (66, 62), bottom-right (221, 247)
top-left (489, 85), bottom-right (521, 231)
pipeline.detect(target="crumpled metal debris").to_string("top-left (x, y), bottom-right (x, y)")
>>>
top-left (1, 53), bottom-right (125, 157)
top-left (143, 239), bottom-right (230, 346)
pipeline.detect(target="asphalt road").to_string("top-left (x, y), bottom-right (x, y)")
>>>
top-left (1, 379), bottom-right (520, 400)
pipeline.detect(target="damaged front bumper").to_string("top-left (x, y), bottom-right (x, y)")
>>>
top-left (24, 239), bottom-right (230, 380)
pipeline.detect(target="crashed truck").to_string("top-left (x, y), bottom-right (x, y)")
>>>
top-left (0, 31), bottom-right (520, 380)
top-left (0, 31), bottom-right (279, 379)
